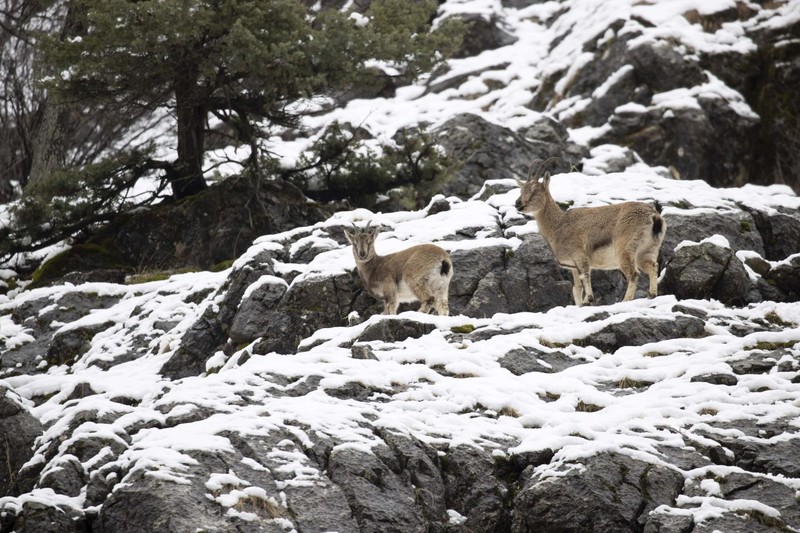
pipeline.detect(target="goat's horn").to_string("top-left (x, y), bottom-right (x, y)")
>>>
top-left (541, 156), bottom-right (561, 174)
top-left (526, 159), bottom-right (544, 182)
top-left (529, 158), bottom-right (556, 181)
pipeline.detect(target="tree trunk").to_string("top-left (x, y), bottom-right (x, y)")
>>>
top-left (26, 2), bottom-right (81, 188)
top-left (172, 75), bottom-right (208, 200)
top-left (27, 99), bottom-right (72, 186)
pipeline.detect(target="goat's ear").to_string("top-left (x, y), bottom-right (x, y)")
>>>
top-left (344, 229), bottom-right (355, 244)
top-left (541, 172), bottom-right (551, 187)
top-left (514, 177), bottom-right (526, 188)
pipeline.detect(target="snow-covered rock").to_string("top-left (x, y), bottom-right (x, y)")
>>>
top-left (2, 171), bottom-right (800, 532)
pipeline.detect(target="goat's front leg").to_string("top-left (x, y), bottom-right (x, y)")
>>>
top-left (382, 287), bottom-right (399, 315)
top-left (574, 260), bottom-right (594, 305)
top-left (569, 269), bottom-right (583, 306)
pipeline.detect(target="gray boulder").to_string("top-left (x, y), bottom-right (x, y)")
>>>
top-left (512, 452), bottom-right (685, 532)
top-left (160, 305), bottom-right (228, 379)
top-left (258, 270), bottom-right (363, 352)
top-left (357, 318), bottom-right (436, 344)
top-left (745, 208), bottom-right (800, 261)
top-left (765, 254), bottom-right (800, 301)
top-left (454, 13), bottom-right (518, 58)
top-left (661, 241), bottom-right (758, 306)
top-left (577, 315), bottom-right (707, 353)
top-left (661, 211), bottom-right (764, 266)
top-left (93, 468), bottom-right (236, 533)
top-left (228, 276), bottom-right (288, 344)
top-left (2, 290), bottom-right (121, 378)
top-left (435, 114), bottom-right (587, 199)
top-left (500, 345), bottom-right (586, 375)
top-left (218, 250), bottom-right (283, 326)
top-left (0, 386), bottom-right (43, 497)
top-left (328, 436), bottom-right (444, 532)
top-left (451, 234), bottom-right (574, 316)
top-left (47, 321), bottom-right (116, 367)
top-left (442, 445), bottom-right (511, 532)
top-left (10, 502), bottom-right (85, 533)
top-left (695, 418), bottom-right (800, 479)
top-left (95, 431), bottom-right (361, 533)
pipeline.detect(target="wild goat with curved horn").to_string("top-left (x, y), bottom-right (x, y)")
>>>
top-left (515, 158), bottom-right (666, 306)
top-left (345, 222), bottom-right (453, 315)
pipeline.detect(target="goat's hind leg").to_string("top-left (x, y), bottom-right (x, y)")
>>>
top-left (418, 296), bottom-right (435, 314)
top-left (638, 255), bottom-right (659, 298)
top-left (414, 274), bottom-right (449, 315)
top-left (411, 282), bottom-right (435, 314)
top-left (620, 254), bottom-right (640, 302)
top-left (433, 291), bottom-right (449, 316)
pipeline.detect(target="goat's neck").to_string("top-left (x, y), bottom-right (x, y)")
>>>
top-left (534, 193), bottom-right (566, 240)
top-left (355, 254), bottom-right (385, 283)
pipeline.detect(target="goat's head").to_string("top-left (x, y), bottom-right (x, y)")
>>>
top-left (515, 157), bottom-right (558, 215)
top-left (344, 222), bottom-right (379, 262)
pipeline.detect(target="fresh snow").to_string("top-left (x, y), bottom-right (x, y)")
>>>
top-left (3, 170), bottom-right (800, 527)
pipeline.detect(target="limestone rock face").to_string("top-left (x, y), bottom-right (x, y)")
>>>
top-left (529, 5), bottom-right (800, 192)
top-left (90, 177), bottom-right (331, 272)
top-left (435, 114), bottom-right (588, 200)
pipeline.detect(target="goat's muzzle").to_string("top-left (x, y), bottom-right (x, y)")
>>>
top-left (515, 201), bottom-right (534, 219)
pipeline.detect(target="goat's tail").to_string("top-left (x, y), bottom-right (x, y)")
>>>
top-left (440, 259), bottom-right (452, 277)
top-left (652, 213), bottom-right (665, 238)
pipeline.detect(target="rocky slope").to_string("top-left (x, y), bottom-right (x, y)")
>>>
top-left (2, 168), bottom-right (800, 532)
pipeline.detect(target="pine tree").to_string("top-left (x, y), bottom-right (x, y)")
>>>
top-left (37, 0), bottom-right (462, 199)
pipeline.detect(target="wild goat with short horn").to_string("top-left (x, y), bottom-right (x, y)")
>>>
top-left (345, 222), bottom-right (453, 315)
top-left (515, 158), bottom-right (666, 306)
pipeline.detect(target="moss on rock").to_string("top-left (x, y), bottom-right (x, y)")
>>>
top-left (29, 244), bottom-right (132, 289)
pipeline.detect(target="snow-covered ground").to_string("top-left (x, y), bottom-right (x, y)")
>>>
top-left (2, 164), bottom-right (800, 527)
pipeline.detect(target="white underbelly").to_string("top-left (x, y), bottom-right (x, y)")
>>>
top-left (591, 246), bottom-right (619, 270)
top-left (396, 280), bottom-right (418, 303)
